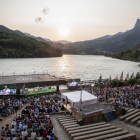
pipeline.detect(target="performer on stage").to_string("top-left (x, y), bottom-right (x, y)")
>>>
top-left (3, 86), bottom-right (10, 95)
top-left (69, 79), bottom-right (77, 86)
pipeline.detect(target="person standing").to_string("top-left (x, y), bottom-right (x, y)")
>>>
top-left (0, 127), bottom-right (5, 136)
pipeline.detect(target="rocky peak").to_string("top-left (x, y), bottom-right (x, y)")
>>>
top-left (134, 18), bottom-right (140, 28)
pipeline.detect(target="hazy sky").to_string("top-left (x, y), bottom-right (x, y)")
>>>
top-left (0, 0), bottom-right (140, 42)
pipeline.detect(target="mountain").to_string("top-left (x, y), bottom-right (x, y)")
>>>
top-left (54, 40), bottom-right (71, 44)
top-left (0, 25), bottom-right (16, 34)
top-left (0, 31), bottom-right (62, 58)
top-left (1, 18), bottom-right (140, 55)
top-left (24, 33), bottom-right (52, 43)
top-left (59, 18), bottom-right (140, 54)
top-left (134, 18), bottom-right (140, 28)
top-left (15, 30), bottom-right (26, 37)
top-left (109, 44), bottom-right (140, 62)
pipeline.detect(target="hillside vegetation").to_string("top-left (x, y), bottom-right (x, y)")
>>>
top-left (0, 31), bottom-right (62, 58)
top-left (109, 44), bottom-right (140, 62)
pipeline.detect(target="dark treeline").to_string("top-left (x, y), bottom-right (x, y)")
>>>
top-left (0, 31), bottom-right (62, 58)
top-left (109, 44), bottom-right (140, 62)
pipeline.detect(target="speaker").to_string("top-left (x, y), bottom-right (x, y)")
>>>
top-left (16, 88), bottom-right (20, 95)
top-left (56, 84), bottom-right (59, 92)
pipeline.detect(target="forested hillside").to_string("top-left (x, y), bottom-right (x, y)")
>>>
top-left (109, 44), bottom-right (140, 62)
top-left (0, 31), bottom-right (62, 58)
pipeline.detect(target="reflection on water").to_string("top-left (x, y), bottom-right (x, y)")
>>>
top-left (0, 55), bottom-right (139, 80)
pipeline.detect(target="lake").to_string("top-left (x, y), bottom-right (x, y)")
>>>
top-left (0, 55), bottom-right (139, 81)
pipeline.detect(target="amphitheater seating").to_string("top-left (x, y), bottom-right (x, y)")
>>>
top-left (131, 116), bottom-right (140, 124)
top-left (66, 122), bottom-right (106, 133)
top-left (105, 133), bottom-right (136, 140)
top-left (127, 108), bottom-right (135, 113)
top-left (120, 108), bottom-right (140, 127)
top-left (57, 115), bottom-right (136, 140)
top-left (70, 125), bottom-right (116, 139)
top-left (125, 112), bottom-right (140, 122)
top-left (63, 124), bottom-right (80, 130)
top-left (119, 109), bottom-right (139, 120)
top-left (60, 120), bottom-right (77, 125)
top-left (73, 128), bottom-right (123, 140)
top-left (68, 124), bottom-right (111, 135)
top-left (85, 130), bottom-right (129, 140)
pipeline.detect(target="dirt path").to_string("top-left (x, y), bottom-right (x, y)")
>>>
top-left (50, 115), bottom-right (71, 140)
top-left (0, 104), bottom-right (28, 137)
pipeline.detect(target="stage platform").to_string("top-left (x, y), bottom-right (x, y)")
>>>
top-left (71, 102), bottom-right (122, 124)
top-left (72, 102), bottom-right (114, 118)
top-left (0, 74), bottom-right (68, 87)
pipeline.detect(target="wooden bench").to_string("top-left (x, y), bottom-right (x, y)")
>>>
top-left (58, 118), bottom-right (76, 122)
top-left (66, 122), bottom-right (106, 133)
top-left (57, 116), bottom-right (72, 119)
top-left (73, 128), bottom-right (122, 140)
top-left (68, 124), bottom-right (111, 135)
top-left (119, 109), bottom-right (139, 120)
top-left (127, 108), bottom-right (134, 114)
top-left (131, 116), bottom-right (140, 124)
top-left (123, 108), bottom-right (130, 111)
top-left (62, 122), bottom-right (78, 128)
top-left (105, 133), bottom-right (136, 140)
top-left (60, 120), bottom-right (77, 125)
top-left (70, 126), bottom-right (117, 139)
top-left (125, 112), bottom-right (140, 122)
top-left (85, 130), bottom-right (129, 140)
top-left (64, 124), bottom-right (80, 130)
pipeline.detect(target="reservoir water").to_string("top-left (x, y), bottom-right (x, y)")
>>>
top-left (0, 55), bottom-right (139, 81)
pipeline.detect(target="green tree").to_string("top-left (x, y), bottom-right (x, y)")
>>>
top-left (109, 76), bottom-right (111, 82)
top-left (125, 73), bottom-right (129, 80)
top-left (136, 71), bottom-right (140, 79)
top-left (130, 72), bottom-right (135, 79)
top-left (120, 71), bottom-right (123, 81)
top-left (98, 74), bottom-right (102, 83)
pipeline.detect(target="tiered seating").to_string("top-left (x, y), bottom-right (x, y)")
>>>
top-left (120, 108), bottom-right (140, 126)
top-left (57, 116), bottom-right (136, 140)
top-left (86, 130), bottom-right (129, 140)
top-left (105, 133), bottom-right (136, 140)
top-left (119, 109), bottom-right (139, 120)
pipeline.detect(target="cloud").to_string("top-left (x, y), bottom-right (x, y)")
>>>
top-left (42, 7), bottom-right (49, 15)
top-left (35, 17), bottom-right (43, 23)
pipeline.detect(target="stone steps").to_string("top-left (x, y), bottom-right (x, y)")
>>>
top-left (57, 115), bottom-right (136, 140)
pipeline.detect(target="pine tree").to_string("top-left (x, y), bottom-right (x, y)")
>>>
top-left (130, 72), bottom-right (135, 79)
top-left (109, 76), bottom-right (111, 82)
top-left (98, 74), bottom-right (102, 83)
top-left (136, 71), bottom-right (140, 79)
top-left (120, 71), bottom-right (123, 81)
top-left (125, 73), bottom-right (129, 80)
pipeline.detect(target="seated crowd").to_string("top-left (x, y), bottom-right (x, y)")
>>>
top-left (0, 94), bottom-right (63, 140)
top-left (90, 84), bottom-right (140, 108)
top-left (0, 97), bottom-right (28, 115)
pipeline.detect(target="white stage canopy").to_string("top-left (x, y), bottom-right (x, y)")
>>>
top-left (61, 90), bottom-right (97, 107)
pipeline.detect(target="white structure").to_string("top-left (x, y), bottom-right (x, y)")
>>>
top-left (61, 90), bottom-right (97, 107)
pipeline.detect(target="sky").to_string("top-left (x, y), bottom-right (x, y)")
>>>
top-left (0, 0), bottom-right (140, 42)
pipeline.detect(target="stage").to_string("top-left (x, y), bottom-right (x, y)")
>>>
top-left (71, 102), bottom-right (122, 124)
top-left (0, 74), bottom-right (68, 87)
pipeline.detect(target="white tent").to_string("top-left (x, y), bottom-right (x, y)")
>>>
top-left (61, 90), bottom-right (97, 107)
